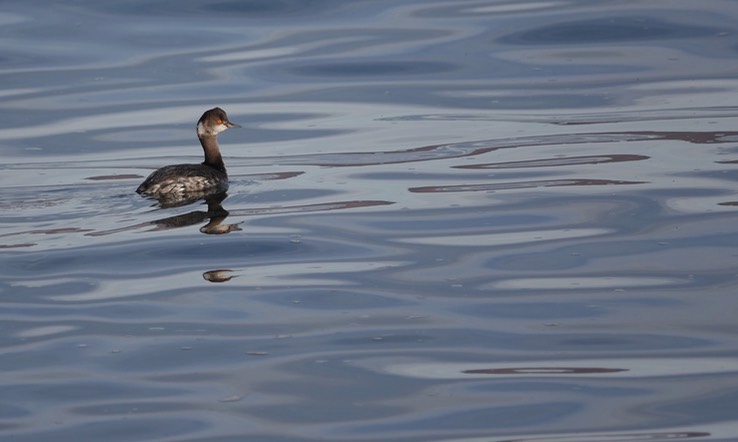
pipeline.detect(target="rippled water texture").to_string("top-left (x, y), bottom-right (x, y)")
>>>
top-left (2, 0), bottom-right (738, 441)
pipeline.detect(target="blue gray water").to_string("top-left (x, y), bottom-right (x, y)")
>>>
top-left (2, 1), bottom-right (738, 441)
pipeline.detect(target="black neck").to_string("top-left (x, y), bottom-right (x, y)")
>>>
top-left (199, 134), bottom-right (226, 173)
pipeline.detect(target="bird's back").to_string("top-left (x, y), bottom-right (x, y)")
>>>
top-left (136, 163), bottom-right (228, 196)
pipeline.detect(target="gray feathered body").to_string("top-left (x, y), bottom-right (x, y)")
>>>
top-left (136, 163), bottom-right (228, 196)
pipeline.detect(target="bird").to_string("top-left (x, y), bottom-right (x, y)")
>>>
top-left (136, 107), bottom-right (240, 200)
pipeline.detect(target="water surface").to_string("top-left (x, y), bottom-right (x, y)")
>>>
top-left (2, 0), bottom-right (738, 441)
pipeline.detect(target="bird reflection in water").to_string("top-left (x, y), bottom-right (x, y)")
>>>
top-left (147, 193), bottom-right (240, 283)
top-left (202, 269), bottom-right (235, 283)
top-left (149, 192), bottom-right (241, 235)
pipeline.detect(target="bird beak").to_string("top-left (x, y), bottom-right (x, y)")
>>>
top-left (225, 121), bottom-right (241, 129)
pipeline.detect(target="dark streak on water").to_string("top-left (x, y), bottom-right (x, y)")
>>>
top-left (2, 0), bottom-right (738, 441)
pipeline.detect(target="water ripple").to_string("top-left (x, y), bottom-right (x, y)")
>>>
top-left (3, 0), bottom-right (738, 440)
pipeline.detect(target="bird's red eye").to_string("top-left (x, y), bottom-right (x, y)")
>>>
top-left (217, 119), bottom-right (223, 124)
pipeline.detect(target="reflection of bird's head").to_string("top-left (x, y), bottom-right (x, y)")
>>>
top-left (203, 269), bottom-right (236, 283)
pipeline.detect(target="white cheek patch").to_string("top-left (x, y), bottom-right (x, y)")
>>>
top-left (197, 121), bottom-right (228, 135)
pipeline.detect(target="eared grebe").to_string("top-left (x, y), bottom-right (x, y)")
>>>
top-left (136, 107), bottom-right (240, 197)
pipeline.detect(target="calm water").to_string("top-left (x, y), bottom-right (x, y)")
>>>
top-left (2, 0), bottom-right (738, 441)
